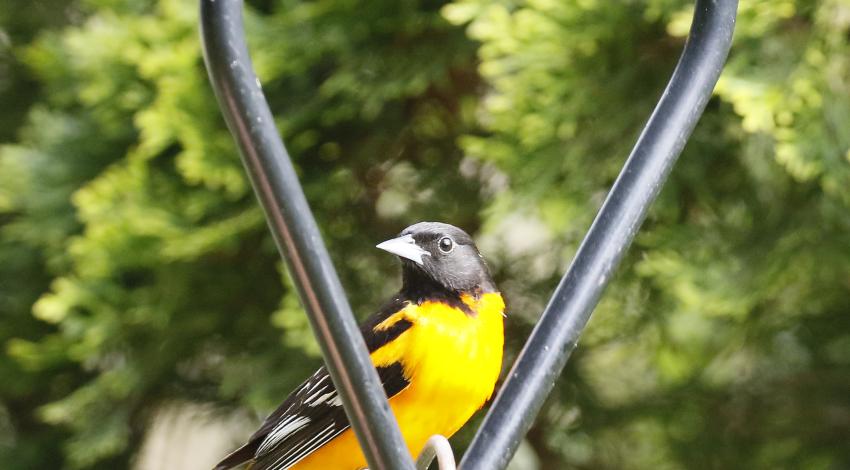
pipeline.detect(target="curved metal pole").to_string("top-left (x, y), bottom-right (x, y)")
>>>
top-left (460, 1), bottom-right (738, 468)
top-left (416, 435), bottom-right (457, 470)
top-left (198, 2), bottom-right (414, 469)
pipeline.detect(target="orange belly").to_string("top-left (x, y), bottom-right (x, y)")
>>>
top-left (292, 292), bottom-right (505, 470)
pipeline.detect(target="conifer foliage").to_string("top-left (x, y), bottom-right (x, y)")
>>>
top-left (1, 0), bottom-right (848, 468)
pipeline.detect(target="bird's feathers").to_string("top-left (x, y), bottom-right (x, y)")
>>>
top-left (215, 223), bottom-right (502, 470)
top-left (215, 298), bottom-right (414, 470)
top-left (251, 363), bottom-right (410, 470)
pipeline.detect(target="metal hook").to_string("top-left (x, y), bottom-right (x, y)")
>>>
top-left (415, 435), bottom-right (457, 470)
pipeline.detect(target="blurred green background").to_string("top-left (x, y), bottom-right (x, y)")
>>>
top-left (1, 0), bottom-right (849, 469)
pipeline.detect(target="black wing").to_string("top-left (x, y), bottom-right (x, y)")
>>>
top-left (251, 367), bottom-right (348, 470)
top-left (252, 363), bottom-right (408, 470)
top-left (214, 296), bottom-right (413, 470)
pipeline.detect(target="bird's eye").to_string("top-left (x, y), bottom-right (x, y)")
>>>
top-left (438, 236), bottom-right (454, 253)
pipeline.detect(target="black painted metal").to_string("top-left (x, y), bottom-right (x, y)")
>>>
top-left (200, 0), bottom-right (737, 468)
top-left (198, 1), bottom-right (414, 469)
top-left (459, 1), bottom-right (738, 469)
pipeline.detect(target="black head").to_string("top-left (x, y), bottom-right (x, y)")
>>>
top-left (376, 222), bottom-right (496, 296)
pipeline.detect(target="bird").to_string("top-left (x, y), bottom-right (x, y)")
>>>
top-left (214, 222), bottom-right (505, 470)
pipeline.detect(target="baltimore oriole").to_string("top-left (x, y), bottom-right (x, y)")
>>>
top-left (215, 222), bottom-right (505, 470)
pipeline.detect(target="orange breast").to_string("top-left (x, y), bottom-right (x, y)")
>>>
top-left (291, 292), bottom-right (505, 470)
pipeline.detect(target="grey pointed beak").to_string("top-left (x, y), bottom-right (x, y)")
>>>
top-left (376, 234), bottom-right (430, 265)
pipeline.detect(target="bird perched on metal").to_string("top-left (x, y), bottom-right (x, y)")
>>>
top-left (215, 222), bottom-right (505, 470)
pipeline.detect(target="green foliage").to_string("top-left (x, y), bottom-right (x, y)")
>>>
top-left (1, 0), bottom-right (848, 469)
top-left (1, 0), bottom-right (478, 468)
top-left (447, 0), bottom-right (850, 468)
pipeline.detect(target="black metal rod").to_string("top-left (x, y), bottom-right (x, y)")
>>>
top-left (198, 2), bottom-right (414, 469)
top-left (460, 1), bottom-right (738, 468)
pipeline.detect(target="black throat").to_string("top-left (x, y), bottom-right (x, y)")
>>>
top-left (400, 265), bottom-right (477, 315)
